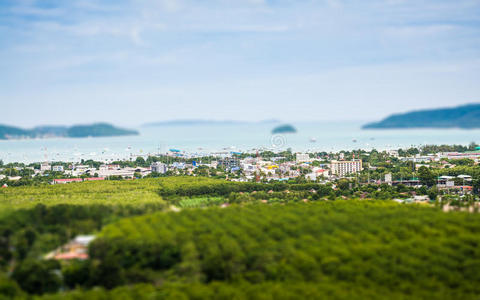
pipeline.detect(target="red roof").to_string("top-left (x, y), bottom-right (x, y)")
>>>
top-left (54, 252), bottom-right (88, 260)
top-left (54, 178), bottom-right (83, 183)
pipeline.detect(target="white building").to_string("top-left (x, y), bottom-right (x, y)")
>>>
top-left (444, 152), bottom-right (480, 160)
top-left (151, 162), bottom-right (167, 174)
top-left (40, 162), bottom-right (51, 172)
top-left (296, 153), bottom-right (310, 163)
top-left (306, 168), bottom-right (329, 181)
top-left (52, 165), bottom-right (64, 172)
top-left (330, 160), bottom-right (362, 177)
top-left (387, 150), bottom-right (399, 158)
top-left (385, 173), bottom-right (392, 183)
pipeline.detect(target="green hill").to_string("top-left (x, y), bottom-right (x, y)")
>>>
top-left (67, 123), bottom-right (138, 138)
top-left (363, 103), bottom-right (480, 129)
top-left (1, 178), bottom-right (480, 298)
top-left (0, 124), bottom-right (33, 139)
top-left (0, 123), bottom-right (138, 139)
top-left (272, 124), bottom-right (297, 134)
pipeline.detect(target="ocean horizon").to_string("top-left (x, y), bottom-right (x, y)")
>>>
top-left (1, 121), bottom-right (479, 163)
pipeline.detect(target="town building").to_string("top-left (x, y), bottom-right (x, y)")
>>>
top-left (330, 159), bottom-right (362, 177)
top-left (385, 173), bottom-right (392, 184)
top-left (442, 152), bottom-right (480, 160)
top-left (400, 156), bottom-right (432, 163)
top-left (151, 162), bottom-right (168, 174)
top-left (40, 162), bottom-right (51, 172)
top-left (387, 150), bottom-right (399, 158)
top-left (296, 153), bottom-right (310, 163)
top-left (52, 178), bottom-right (83, 184)
top-left (218, 157), bottom-right (239, 170)
top-left (52, 165), bottom-right (64, 172)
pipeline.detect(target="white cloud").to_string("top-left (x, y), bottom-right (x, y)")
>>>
top-left (384, 24), bottom-right (457, 37)
top-left (1, 0), bottom-right (480, 125)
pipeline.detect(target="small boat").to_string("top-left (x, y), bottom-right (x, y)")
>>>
top-left (309, 137), bottom-right (317, 143)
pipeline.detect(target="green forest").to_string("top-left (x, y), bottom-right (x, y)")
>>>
top-left (0, 177), bottom-right (479, 299)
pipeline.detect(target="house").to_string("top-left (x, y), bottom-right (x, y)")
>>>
top-left (413, 195), bottom-right (430, 202)
top-left (52, 178), bottom-right (83, 184)
top-left (52, 165), bottom-right (64, 172)
top-left (151, 162), bottom-right (167, 174)
top-left (40, 162), bottom-right (51, 172)
top-left (296, 153), bottom-right (310, 163)
top-left (83, 177), bottom-right (105, 182)
top-left (218, 157), bottom-right (239, 170)
top-left (45, 235), bottom-right (95, 261)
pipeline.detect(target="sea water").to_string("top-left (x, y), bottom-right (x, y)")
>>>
top-left (1, 121), bottom-right (480, 163)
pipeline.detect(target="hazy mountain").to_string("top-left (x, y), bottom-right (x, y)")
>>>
top-left (143, 119), bottom-right (281, 127)
top-left (0, 123), bottom-right (138, 140)
top-left (0, 124), bottom-right (32, 139)
top-left (363, 104), bottom-right (480, 129)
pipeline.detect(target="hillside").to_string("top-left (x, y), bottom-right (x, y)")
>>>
top-left (0, 123), bottom-right (138, 139)
top-left (0, 124), bottom-right (32, 139)
top-left (363, 103), bottom-right (480, 129)
top-left (0, 177), bottom-right (479, 299)
top-left (272, 124), bottom-right (297, 134)
top-left (67, 123), bottom-right (138, 138)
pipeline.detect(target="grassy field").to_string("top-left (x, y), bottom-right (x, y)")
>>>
top-left (0, 178), bottom-right (168, 210)
top-left (0, 176), bottom-right (330, 210)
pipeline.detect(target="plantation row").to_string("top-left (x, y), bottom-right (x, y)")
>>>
top-left (0, 203), bottom-right (166, 268)
top-left (157, 177), bottom-right (333, 198)
top-left (0, 178), bottom-right (166, 210)
top-left (0, 177), bottom-right (478, 298)
top-left (58, 201), bottom-right (480, 298)
top-left (19, 280), bottom-right (470, 300)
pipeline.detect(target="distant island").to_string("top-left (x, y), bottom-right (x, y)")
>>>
top-left (363, 104), bottom-right (480, 129)
top-left (272, 124), bottom-right (297, 134)
top-left (0, 123), bottom-right (139, 140)
top-left (143, 119), bottom-right (280, 127)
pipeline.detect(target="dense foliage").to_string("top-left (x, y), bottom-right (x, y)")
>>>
top-left (54, 201), bottom-right (480, 299)
top-left (157, 176), bottom-right (332, 198)
top-left (0, 177), bottom-right (479, 299)
top-left (27, 281), bottom-right (448, 300)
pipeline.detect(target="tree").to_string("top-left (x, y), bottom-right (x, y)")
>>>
top-left (418, 166), bottom-right (435, 187)
top-left (12, 259), bottom-right (61, 294)
top-left (473, 179), bottom-right (480, 195)
top-left (135, 157), bottom-right (146, 167)
top-left (0, 275), bottom-right (24, 299)
top-left (428, 187), bottom-right (438, 201)
top-left (63, 260), bottom-right (93, 289)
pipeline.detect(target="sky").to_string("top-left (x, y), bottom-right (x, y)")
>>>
top-left (0, 0), bottom-right (479, 127)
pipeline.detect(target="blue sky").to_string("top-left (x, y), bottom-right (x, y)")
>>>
top-left (1, 0), bottom-right (479, 127)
